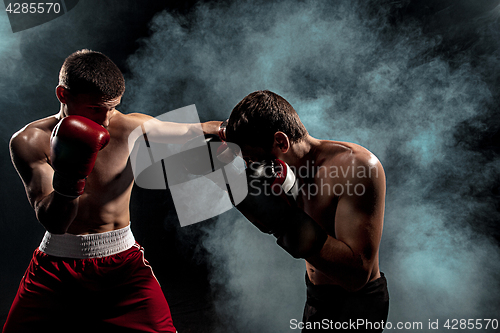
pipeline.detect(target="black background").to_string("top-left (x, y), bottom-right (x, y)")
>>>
top-left (1, 1), bottom-right (499, 332)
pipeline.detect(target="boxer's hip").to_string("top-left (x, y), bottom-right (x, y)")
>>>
top-left (38, 223), bottom-right (136, 259)
top-left (302, 272), bottom-right (389, 332)
top-left (305, 271), bottom-right (389, 303)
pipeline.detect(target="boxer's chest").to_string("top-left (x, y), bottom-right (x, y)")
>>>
top-left (296, 177), bottom-right (338, 237)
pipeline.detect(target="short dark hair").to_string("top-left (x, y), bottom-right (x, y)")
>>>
top-left (59, 49), bottom-right (125, 99)
top-left (226, 90), bottom-right (308, 152)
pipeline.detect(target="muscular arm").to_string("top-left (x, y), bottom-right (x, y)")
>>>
top-left (10, 127), bottom-right (78, 234)
top-left (126, 113), bottom-right (221, 144)
top-left (306, 153), bottom-right (386, 291)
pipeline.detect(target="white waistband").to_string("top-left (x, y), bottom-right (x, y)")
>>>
top-left (39, 224), bottom-right (136, 259)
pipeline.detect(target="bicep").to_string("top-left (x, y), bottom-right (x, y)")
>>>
top-left (24, 162), bottom-right (55, 208)
top-left (333, 167), bottom-right (385, 265)
top-left (128, 113), bottom-right (203, 145)
top-left (10, 134), bottom-right (54, 209)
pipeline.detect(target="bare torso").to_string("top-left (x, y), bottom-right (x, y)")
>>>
top-left (296, 140), bottom-right (384, 286)
top-left (11, 110), bottom-right (218, 236)
top-left (13, 111), bottom-right (147, 235)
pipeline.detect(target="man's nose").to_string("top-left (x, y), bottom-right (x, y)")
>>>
top-left (102, 117), bottom-right (110, 127)
top-left (99, 111), bottom-right (112, 127)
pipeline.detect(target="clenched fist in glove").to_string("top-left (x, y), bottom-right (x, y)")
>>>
top-left (50, 115), bottom-right (110, 198)
top-left (236, 159), bottom-right (327, 259)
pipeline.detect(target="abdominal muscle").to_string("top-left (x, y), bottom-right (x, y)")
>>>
top-left (64, 180), bottom-right (134, 235)
top-left (306, 261), bottom-right (336, 285)
top-left (305, 260), bottom-right (381, 287)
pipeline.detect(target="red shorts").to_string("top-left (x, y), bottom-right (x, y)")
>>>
top-left (3, 243), bottom-right (176, 333)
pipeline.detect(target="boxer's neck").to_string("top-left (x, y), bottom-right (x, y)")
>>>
top-left (277, 135), bottom-right (321, 171)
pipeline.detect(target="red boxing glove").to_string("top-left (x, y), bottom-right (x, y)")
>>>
top-left (50, 115), bottom-right (110, 197)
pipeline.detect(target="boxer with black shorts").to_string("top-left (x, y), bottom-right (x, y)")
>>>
top-left (224, 90), bottom-right (389, 332)
top-left (4, 49), bottom-right (220, 333)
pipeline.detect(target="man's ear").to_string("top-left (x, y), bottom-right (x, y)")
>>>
top-left (273, 131), bottom-right (290, 154)
top-left (55, 85), bottom-right (69, 104)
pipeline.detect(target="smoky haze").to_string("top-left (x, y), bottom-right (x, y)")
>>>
top-left (1, 0), bottom-right (499, 332)
top-left (123, 0), bottom-right (500, 332)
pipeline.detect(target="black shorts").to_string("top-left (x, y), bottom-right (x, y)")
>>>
top-left (302, 272), bottom-right (389, 332)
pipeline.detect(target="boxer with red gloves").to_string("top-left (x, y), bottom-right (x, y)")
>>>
top-left (50, 115), bottom-right (110, 198)
top-left (225, 90), bottom-right (389, 332)
top-left (5, 49), bottom-right (221, 333)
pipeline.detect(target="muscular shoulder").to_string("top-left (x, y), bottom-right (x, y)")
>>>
top-left (316, 140), bottom-right (384, 182)
top-left (308, 140), bottom-right (386, 236)
top-left (113, 112), bottom-right (152, 131)
top-left (99, 111), bottom-right (149, 141)
top-left (312, 140), bottom-right (386, 212)
top-left (10, 116), bottom-right (59, 165)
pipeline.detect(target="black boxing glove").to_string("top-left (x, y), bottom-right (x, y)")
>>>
top-left (174, 134), bottom-right (242, 198)
top-left (218, 119), bottom-right (228, 141)
top-left (179, 134), bottom-right (236, 176)
top-left (235, 159), bottom-right (327, 259)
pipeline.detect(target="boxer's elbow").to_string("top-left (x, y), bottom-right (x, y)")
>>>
top-left (338, 254), bottom-right (373, 292)
top-left (342, 243), bottom-right (378, 291)
top-left (34, 195), bottom-right (76, 234)
top-left (43, 224), bottom-right (68, 235)
top-left (342, 266), bottom-right (372, 292)
top-left (36, 209), bottom-right (69, 234)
